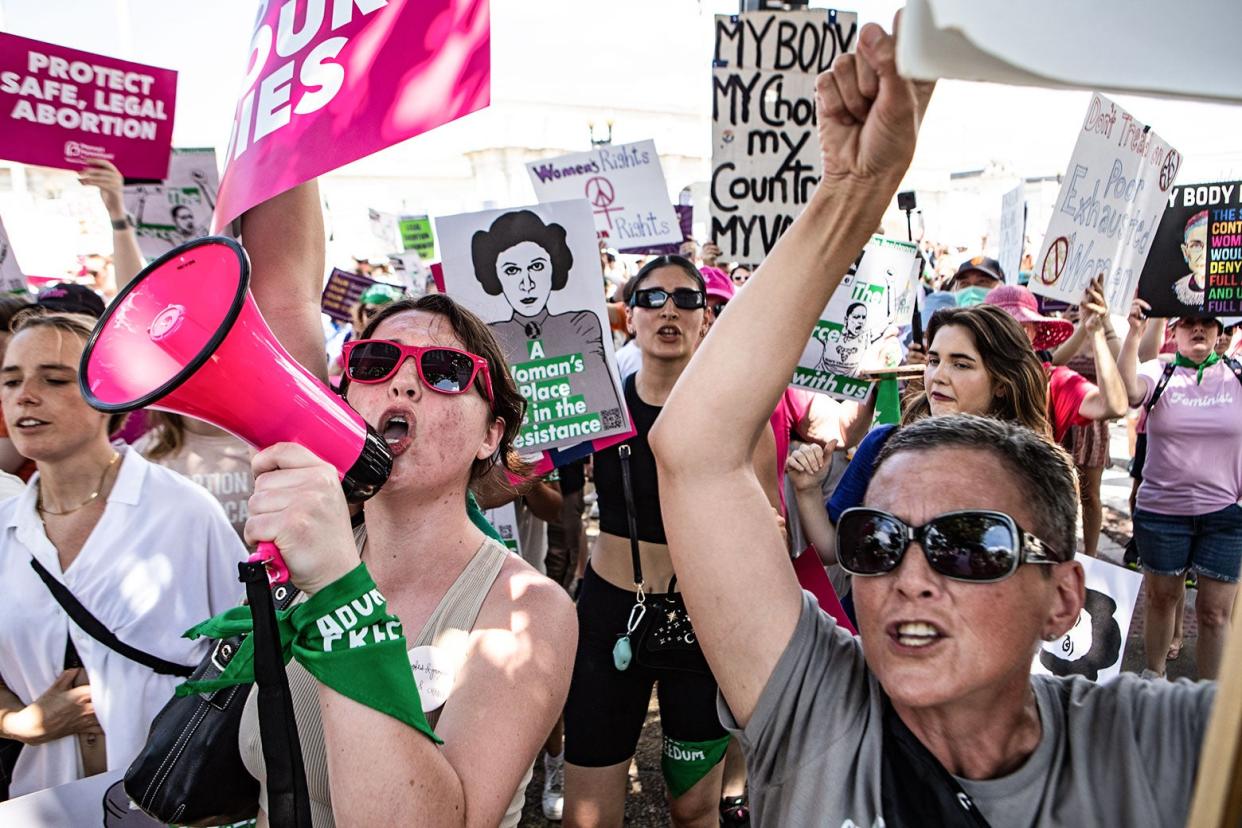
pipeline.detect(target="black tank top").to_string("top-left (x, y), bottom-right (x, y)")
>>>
top-left (594, 374), bottom-right (666, 544)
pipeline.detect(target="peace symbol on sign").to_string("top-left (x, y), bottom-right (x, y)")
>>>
top-left (1040, 236), bottom-right (1070, 286)
top-left (584, 177), bottom-right (616, 209)
top-left (1159, 151), bottom-right (1181, 192)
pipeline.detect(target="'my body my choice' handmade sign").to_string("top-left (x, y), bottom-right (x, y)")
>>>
top-left (0, 32), bottom-right (176, 179)
top-left (526, 139), bottom-right (681, 250)
top-left (711, 8), bottom-right (858, 262)
top-left (793, 235), bottom-right (918, 401)
top-left (1030, 93), bottom-right (1179, 311)
top-left (1137, 181), bottom-right (1242, 318)
top-left (436, 200), bottom-right (630, 454)
top-left (212, 0), bottom-right (490, 231)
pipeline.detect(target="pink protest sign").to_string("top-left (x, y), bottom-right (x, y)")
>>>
top-left (212, 0), bottom-right (491, 232)
top-left (0, 33), bottom-right (176, 179)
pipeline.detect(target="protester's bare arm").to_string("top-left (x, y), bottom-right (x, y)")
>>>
top-left (241, 181), bottom-right (328, 381)
top-left (1049, 317), bottom-right (1088, 366)
top-left (650, 21), bottom-right (931, 726)
top-left (320, 569), bottom-right (576, 827)
top-left (79, 160), bottom-right (144, 292)
top-left (1077, 280), bottom-right (1128, 421)
top-left (1119, 298), bottom-right (1151, 407)
top-left (1138, 314), bottom-right (1166, 362)
top-left (0, 670), bottom-right (99, 745)
top-left (523, 480), bottom-right (563, 523)
top-left (786, 444), bottom-right (837, 563)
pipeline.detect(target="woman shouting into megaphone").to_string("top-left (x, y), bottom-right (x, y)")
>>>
top-left (235, 293), bottom-right (577, 828)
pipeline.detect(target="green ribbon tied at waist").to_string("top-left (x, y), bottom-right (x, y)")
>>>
top-left (1173, 350), bottom-right (1220, 385)
top-left (177, 562), bottom-right (440, 745)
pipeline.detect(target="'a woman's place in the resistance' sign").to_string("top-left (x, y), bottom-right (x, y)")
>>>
top-left (436, 199), bottom-right (631, 454)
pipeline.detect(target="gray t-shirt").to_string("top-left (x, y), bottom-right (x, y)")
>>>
top-left (718, 592), bottom-right (1215, 828)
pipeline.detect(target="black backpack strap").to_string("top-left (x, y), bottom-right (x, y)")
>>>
top-left (29, 557), bottom-right (193, 678)
top-left (1144, 361), bottom-right (1177, 415)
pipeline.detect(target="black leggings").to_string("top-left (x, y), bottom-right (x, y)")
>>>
top-left (563, 565), bottom-right (726, 767)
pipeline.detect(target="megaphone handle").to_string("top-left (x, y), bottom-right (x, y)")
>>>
top-left (249, 541), bottom-right (290, 585)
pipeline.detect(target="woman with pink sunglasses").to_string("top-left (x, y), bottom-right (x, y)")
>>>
top-left (235, 293), bottom-right (577, 827)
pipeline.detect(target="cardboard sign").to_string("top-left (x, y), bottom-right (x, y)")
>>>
top-left (482, 502), bottom-right (521, 556)
top-left (1137, 181), bottom-right (1242, 317)
top-left (0, 770), bottom-right (170, 826)
top-left (398, 213), bottom-right (436, 260)
top-left (1030, 93), bottom-right (1179, 311)
top-left (124, 147), bottom-right (223, 258)
top-left (792, 236), bottom-right (918, 401)
top-left (998, 183), bottom-right (1025, 286)
top-left (618, 203), bottom-right (693, 256)
top-left (0, 214), bottom-right (28, 294)
top-left (436, 200), bottom-right (631, 453)
top-left (1031, 555), bottom-right (1141, 683)
top-left (711, 9), bottom-right (859, 262)
top-left (320, 267), bottom-right (377, 323)
top-left (526, 139), bottom-right (681, 249)
top-left (213, 0), bottom-right (490, 231)
top-left (0, 32), bottom-right (176, 179)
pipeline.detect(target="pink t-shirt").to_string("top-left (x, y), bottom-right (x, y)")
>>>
top-left (1045, 363), bottom-right (1092, 443)
top-left (1136, 359), bottom-right (1242, 515)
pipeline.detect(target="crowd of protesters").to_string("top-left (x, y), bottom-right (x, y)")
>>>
top-left (0, 19), bottom-right (1235, 828)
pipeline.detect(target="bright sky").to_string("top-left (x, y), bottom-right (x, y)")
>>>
top-left (3, 0), bottom-right (1242, 251)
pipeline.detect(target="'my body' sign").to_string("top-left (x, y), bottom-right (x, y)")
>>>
top-left (711, 9), bottom-right (857, 263)
top-left (213, 0), bottom-right (490, 231)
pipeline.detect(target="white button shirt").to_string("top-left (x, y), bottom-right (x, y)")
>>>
top-left (0, 447), bottom-right (247, 797)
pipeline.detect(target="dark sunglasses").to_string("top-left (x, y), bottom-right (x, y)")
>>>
top-left (630, 288), bottom-right (706, 310)
top-left (835, 508), bottom-right (1061, 583)
top-left (342, 339), bottom-right (494, 403)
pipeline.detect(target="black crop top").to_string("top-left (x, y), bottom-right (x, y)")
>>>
top-left (593, 374), bottom-right (667, 544)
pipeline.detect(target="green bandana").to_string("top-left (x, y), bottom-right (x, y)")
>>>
top-left (1173, 350), bottom-right (1220, 385)
top-left (178, 563), bottom-right (440, 744)
top-left (660, 735), bottom-right (729, 798)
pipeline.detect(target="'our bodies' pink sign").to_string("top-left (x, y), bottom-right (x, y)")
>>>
top-left (0, 33), bottom-right (176, 179)
top-left (213, 0), bottom-right (491, 231)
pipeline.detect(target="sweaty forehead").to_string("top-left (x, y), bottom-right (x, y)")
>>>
top-left (864, 446), bottom-right (1033, 527)
top-left (372, 310), bottom-right (465, 350)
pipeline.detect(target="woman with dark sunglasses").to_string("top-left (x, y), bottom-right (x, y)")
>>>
top-left (235, 294), bottom-right (577, 827)
top-left (563, 254), bottom-right (781, 828)
top-left (651, 25), bottom-right (1213, 827)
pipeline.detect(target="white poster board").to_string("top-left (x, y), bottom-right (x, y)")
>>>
top-left (124, 147), bottom-right (223, 259)
top-left (1031, 555), bottom-right (1142, 683)
top-left (526, 139), bottom-right (681, 249)
top-left (711, 8), bottom-right (859, 262)
top-left (369, 208), bottom-right (401, 254)
top-left (482, 502), bottom-right (521, 557)
top-left (998, 183), bottom-right (1025, 285)
top-left (1030, 93), bottom-right (1180, 311)
top-left (0, 213), bottom-right (27, 293)
top-left (0, 769), bottom-right (171, 826)
top-left (792, 236), bottom-right (918, 400)
top-left (435, 200), bottom-right (631, 453)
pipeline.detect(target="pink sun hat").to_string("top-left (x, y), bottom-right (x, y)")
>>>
top-left (983, 284), bottom-right (1074, 351)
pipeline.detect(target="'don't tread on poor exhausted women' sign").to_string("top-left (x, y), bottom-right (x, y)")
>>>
top-left (0, 32), bottom-right (176, 179)
top-left (212, 0), bottom-right (491, 231)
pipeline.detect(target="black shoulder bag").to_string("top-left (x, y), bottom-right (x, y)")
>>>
top-left (612, 444), bottom-right (709, 675)
top-left (124, 562), bottom-right (308, 828)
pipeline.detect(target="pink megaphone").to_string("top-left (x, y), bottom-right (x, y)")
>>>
top-left (79, 236), bottom-right (391, 583)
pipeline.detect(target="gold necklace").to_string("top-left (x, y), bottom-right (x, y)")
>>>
top-left (37, 452), bottom-right (121, 517)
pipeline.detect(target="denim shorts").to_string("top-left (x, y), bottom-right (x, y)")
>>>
top-left (1133, 503), bottom-right (1242, 583)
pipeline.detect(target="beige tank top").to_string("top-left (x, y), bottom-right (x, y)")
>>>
top-left (238, 527), bottom-right (530, 827)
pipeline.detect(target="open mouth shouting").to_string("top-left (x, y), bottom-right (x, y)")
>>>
top-left (378, 410), bottom-right (414, 456)
top-left (887, 620), bottom-right (947, 652)
top-left (656, 325), bottom-right (681, 343)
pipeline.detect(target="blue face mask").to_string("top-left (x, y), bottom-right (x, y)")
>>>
top-left (953, 286), bottom-right (991, 308)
